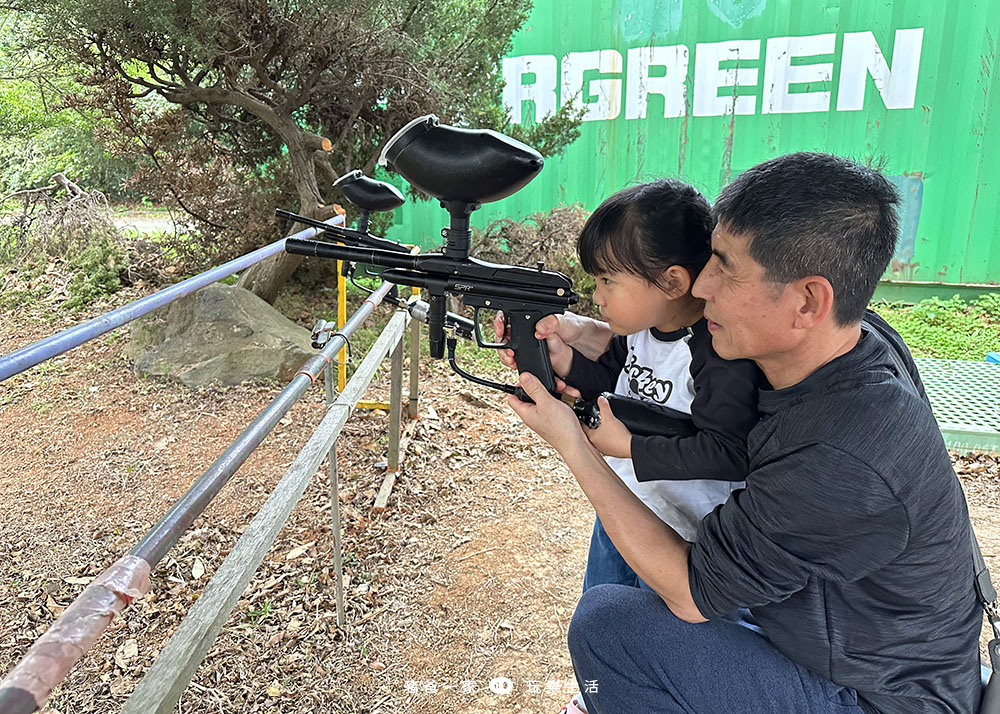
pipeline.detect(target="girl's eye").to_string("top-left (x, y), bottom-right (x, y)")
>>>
top-left (601, 277), bottom-right (613, 285)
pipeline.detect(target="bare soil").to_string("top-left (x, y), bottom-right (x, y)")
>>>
top-left (1, 284), bottom-right (998, 714)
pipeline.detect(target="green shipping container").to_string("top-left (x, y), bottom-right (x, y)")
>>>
top-left (387, 0), bottom-right (1000, 298)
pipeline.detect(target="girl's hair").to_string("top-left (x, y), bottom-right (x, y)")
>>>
top-left (577, 178), bottom-right (713, 288)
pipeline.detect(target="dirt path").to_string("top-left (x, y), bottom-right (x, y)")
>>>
top-left (111, 213), bottom-right (180, 235)
top-left (1, 289), bottom-right (998, 713)
top-left (0, 288), bottom-right (592, 713)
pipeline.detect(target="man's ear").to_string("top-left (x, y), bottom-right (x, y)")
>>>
top-left (793, 276), bottom-right (835, 328)
top-left (659, 265), bottom-right (693, 299)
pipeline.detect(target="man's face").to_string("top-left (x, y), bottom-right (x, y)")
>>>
top-left (692, 224), bottom-right (798, 362)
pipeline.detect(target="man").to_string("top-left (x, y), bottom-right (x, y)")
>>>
top-left (507, 153), bottom-right (981, 714)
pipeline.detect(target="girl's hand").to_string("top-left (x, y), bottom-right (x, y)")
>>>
top-left (582, 395), bottom-right (633, 458)
top-left (506, 372), bottom-right (587, 453)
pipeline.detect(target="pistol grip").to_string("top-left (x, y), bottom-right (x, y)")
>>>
top-left (507, 313), bottom-right (557, 399)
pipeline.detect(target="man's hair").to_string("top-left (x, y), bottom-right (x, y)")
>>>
top-left (713, 152), bottom-right (900, 325)
top-left (578, 178), bottom-right (713, 288)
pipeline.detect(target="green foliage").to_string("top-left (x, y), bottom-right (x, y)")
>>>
top-left (0, 180), bottom-right (130, 311)
top-left (0, 253), bottom-right (49, 310)
top-left (0, 117), bottom-right (134, 197)
top-left (0, 222), bottom-right (20, 264)
top-left (244, 601), bottom-right (273, 627)
top-left (871, 295), bottom-right (1000, 360)
top-left (0, 234), bottom-right (127, 312)
top-left (61, 235), bottom-right (125, 310)
top-left (0, 14), bottom-right (136, 196)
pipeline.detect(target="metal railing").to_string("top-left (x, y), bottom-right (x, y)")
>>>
top-left (122, 309), bottom-right (411, 713)
top-left (0, 228), bottom-right (421, 713)
top-left (0, 216), bottom-right (344, 384)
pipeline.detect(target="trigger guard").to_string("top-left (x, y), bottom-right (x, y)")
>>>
top-left (473, 306), bottom-right (510, 349)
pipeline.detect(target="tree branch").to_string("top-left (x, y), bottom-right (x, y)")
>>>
top-left (161, 86), bottom-right (284, 133)
top-left (287, 51), bottom-right (332, 112)
top-left (313, 151), bottom-right (337, 185)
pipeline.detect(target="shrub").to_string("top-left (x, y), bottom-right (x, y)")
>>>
top-left (62, 235), bottom-right (125, 310)
top-left (0, 181), bottom-right (132, 310)
top-left (472, 204), bottom-right (598, 317)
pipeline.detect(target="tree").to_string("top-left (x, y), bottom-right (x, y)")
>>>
top-left (0, 12), bottom-right (135, 197)
top-left (27, 0), bottom-right (581, 302)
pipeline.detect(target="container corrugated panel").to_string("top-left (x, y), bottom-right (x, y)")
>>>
top-left (386, 0), bottom-right (1000, 289)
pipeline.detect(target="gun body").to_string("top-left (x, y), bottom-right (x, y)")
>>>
top-left (574, 393), bottom-right (697, 438)
top-left (284, 237), bottom-right (576, 395)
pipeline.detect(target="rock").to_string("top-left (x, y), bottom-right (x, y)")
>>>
top-left (126, 283), bottom-right (314, 387)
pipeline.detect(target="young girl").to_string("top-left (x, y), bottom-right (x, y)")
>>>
top-left (523, 179), bottom-right (761, 714)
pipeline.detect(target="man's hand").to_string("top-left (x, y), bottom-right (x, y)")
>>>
top-left (506, 372), bottom-right (589, 455)
top-left (494, 313), bottom-right (574, 377)
top-left (509, 376), bottom-right (704, 625)
top-left (583, 396), bottom-right (632, 458)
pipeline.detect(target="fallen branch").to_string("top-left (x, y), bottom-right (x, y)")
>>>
top-left (1, 185), bottom-right (56, 203)
top-left (51, 173), bottom-right (85, 198)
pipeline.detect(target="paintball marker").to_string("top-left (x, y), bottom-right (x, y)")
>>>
top-left (280, 115), bottom-right (696, 439)
top-left (282, 114), bottom-right (574, 401)
top-left (276, 169), bottom-right (478, 342)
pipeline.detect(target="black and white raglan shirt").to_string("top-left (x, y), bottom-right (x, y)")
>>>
top-left (565, 317), bottom-right (762, 541)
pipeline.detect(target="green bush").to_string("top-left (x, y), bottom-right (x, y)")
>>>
top-left (0, 11), bottom-right (137, 198)
top-left (62, 236), bottom-right (125, 310)
top-left (0, 186), bottom-right (130, 311)
top-left (0, 68), bottom-right (136, 198)
top-left (0, 122), bottom-right (135, 198)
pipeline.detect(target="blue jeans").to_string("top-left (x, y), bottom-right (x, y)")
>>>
top-left (568, 584), bottom-right (865, 714)
top-left (583, 516), bottom-right (646, 591)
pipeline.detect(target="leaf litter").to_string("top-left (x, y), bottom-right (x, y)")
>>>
top-left (0, 288), bottom-right (998, 712)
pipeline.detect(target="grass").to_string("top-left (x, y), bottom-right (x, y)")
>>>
top-left (245, 601), bottom-right (273, 626)
top-left (871, 294), bottom-right (1000, 360)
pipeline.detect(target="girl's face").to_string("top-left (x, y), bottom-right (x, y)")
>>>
top-left (591, 270), bottom-right (686, 335)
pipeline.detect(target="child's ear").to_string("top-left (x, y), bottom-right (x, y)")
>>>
top-left (660, 265), bottom-right (693, 299)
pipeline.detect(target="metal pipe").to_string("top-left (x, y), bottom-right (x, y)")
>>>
top-left (388, 334), bottom-right (403, 471)
top-left (0, 216), bottom-right (344, 383)
top-left (131, 278), bottom-right (395, 567)
top-left (120, 312), bottom-right (409, 714)
top-left (325, 359), bottom-right (346, 628)
top-left (0, 267), bottom-right (397, 714)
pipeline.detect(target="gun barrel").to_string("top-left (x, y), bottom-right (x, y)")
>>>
top-left (286, 238), bottom-right (421, 269)
top-left (380, 269), bottom-right (574, 306)
top-left (277, 210), bottom-right (410, 253)
top-left (285, 239), bottom-right (576, 306)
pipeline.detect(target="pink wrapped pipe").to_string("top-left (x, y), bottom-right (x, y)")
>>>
top-left (0, 555), bottom-right (151, 712)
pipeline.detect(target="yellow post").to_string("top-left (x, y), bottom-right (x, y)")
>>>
top-left (337, 260), bottom-right (347, 393)
top-left (338, 258), bottom-right (391, 410)
top-left (336, 251), bottom-right (421, 412)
